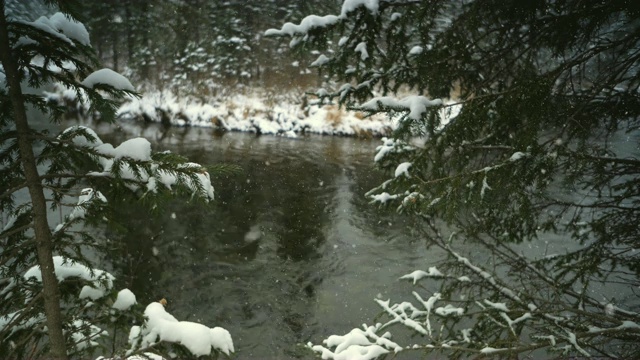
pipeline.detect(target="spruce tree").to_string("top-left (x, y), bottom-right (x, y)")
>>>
top-left (268, 0), bottom-right (640, 358)
top-left (0, 1), bottom-right (219, 358)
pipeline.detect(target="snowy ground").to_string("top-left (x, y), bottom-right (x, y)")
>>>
top-left (118, 91), bottom-right (397, 137)
top-left (45, 85), bottom-right (398, 138)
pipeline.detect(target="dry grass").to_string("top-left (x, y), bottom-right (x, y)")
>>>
top-left (324, 105), bottom-right (344, 125)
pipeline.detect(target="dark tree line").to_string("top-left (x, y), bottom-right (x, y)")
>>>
top-left (77, 0), bottom-right (339, 92)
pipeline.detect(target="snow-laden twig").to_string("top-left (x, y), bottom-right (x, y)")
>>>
top-left (308, 324), bottom-right (400, 360)
top-left (412, 292), bottom-right (441, 336)
top-left (400, 267), bottom-right (444, 284)
top-left (447, 247), bottom-right (522, 303)
top-left (375, 299), bottom-right (428, 335)
top-left (127, 302), bottom-right (234, 357)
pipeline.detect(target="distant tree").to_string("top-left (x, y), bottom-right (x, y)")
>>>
top-left (0, 1), bottom-right (225, 358)
top-left (268, 0), bottom-right (640, 358)
top-left (78, 0), bottom-right (338, 92)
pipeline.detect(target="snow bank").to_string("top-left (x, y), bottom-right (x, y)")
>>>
top-left (116, 91), bottom-right (396, 137)
top-left (45, 87), bottom-right (461, 139)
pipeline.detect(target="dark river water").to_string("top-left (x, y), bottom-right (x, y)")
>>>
top-left (15, 110), bottom-right (635, 359)
top-left (89, 122), bottom-right (441, 359)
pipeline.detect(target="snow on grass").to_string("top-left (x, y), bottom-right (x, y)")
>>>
top-left (45, 86), bottom-right (461, 139)
top-left (115, 90), bottom-right (395, 137)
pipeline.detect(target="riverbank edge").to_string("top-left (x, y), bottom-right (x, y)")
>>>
top-left (44, 84), bottom-right (398, 138)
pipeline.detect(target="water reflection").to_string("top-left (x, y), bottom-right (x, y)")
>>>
top-left (97, 123), bottom-right (432, 359)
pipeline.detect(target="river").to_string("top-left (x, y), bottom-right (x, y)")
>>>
top-left (88, 122), bottom-right (441, 358)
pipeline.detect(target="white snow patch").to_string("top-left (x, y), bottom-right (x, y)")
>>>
top-left (509, 151), bottom-right (527, 162)
top-left (244, 225), bottom-right (262, 243)
top-left (409, 46), bottom-right (423, 55)
top-left (265, 0), bottom-right (379, 39)
top-left (113, 91), bottom-right (395, 138)
top-left (311, 54), bottom-right (331, 67)
top-left (129, 302), bottom-right (234, 356)
top-left (370, 192), bottom-right (398, 204)
top-left (400, 267), bottom-right (443, 284)
top-left (341, 0), bottom-right (379, 17)
top-left (394, 162), bottom-right (412, 178)
top-left (604, 303), bottom-right (615, 316)
top-left (360, 95), bottom-right (442, 121)
top-left (49, 12), bottom-right (90, 45)
top-left (484, 299), bottom-right (509, 312)
top-left (265, 15), bottom-right (340, 37)
top-left (112, 289), bottom-right (137, 311)
top-left (374, 137), bottom-right (414, 162)
top-left (435, 304), bottom-right (464, 316)
top-left (82, 68), bottom-right (135, 91)
top-left (23, 256), bottom-right (114, 301)
top-left (68, 188), bottom-right (107, 221)
top-left (70, 319), bottom-right (106, 351)
top-left (108, 138), bottom-right (152, 161)
top-left (17, 12), bottom-right (89, 46)
top-left (480, 347), bottom-right (507, 354)
top-left (355, 42), bottom-right (369, 61)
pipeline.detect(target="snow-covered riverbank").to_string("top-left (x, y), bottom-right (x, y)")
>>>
top-left (45, 85), bottom-right (397, 138)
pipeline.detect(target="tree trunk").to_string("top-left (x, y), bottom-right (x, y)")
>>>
top-left (0, 4), bottom-right (68, 359)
